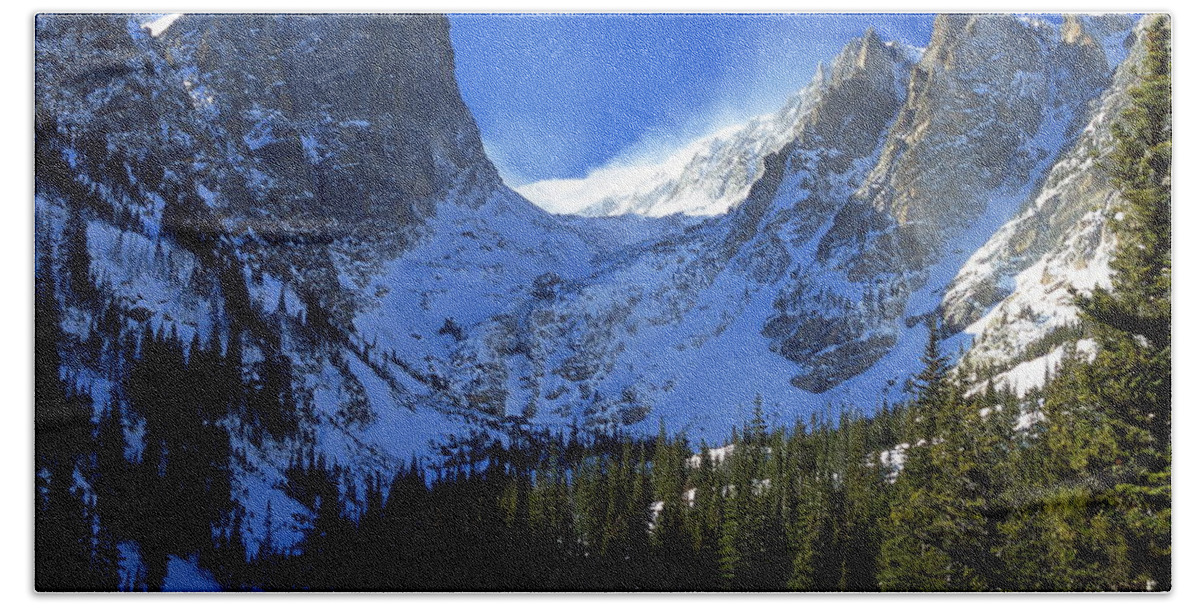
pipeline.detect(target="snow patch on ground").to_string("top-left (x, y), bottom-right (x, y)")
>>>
top-left (117, 541), bottom-right (147, 591)
top-left (163, 555), bottom-right (221, 591)
top-left (967, 339), bottom-right (1098, 398)
top-left (686, 444), bottom-right (736, 468)
top-left (141, 13), bottom-right (183, 38)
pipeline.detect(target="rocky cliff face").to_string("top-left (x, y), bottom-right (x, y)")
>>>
top-left (721, 29), bottom-right (915, 394)
top-left (160, 15), bottom-right (499, 222)
top-left (38, 14), bottom-right (498, 223)
top-left (945, 15), bottom-right (1144, 396)
top-left (36, 14), bottom-right (512, 329)
top-left (860, 14), bottom-right (1112, 265)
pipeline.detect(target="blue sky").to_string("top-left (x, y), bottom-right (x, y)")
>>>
top-left (449, 14), bottom-right (936, 187)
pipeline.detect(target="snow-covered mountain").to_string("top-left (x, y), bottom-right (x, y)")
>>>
top-left (480, 28), bottom-right (916, 436)
top-left (506, 15), bottom-right (1135, 432)
top-left (516, 32), bottom-right (918, 219)
top-left (516, 87), bottom-right (811, 217)
top-left (36, 12), bottom-right (1144, 558)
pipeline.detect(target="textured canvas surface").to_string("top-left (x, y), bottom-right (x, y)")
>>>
top-left (34, 12), bottom-right (1170, 591)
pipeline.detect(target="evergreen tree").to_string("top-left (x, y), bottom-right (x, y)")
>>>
top-left (1068, 15), bottom-right (1171, 590)
top-left (879, 323), bottom-right (961, 590)
top-left (788, 470), bottom-right (836, 590)
top-left (35, 244), bottom-right (105, 590)
top-left (63, 208), bottom-right (97, 304)
top-left (839, 415), bottom-right (887, 590)
top-left (648, 422), bottom-right (693, 589)
top-left (910, 318), bottom-right (951, 438)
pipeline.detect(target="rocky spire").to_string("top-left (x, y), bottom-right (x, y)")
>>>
top-left (166, 14), bottom-right (502, 221)
top-left (857, 14), bottom-right (1125, 267)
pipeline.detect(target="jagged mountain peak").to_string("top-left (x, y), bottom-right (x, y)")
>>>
top-left (830, 25), bottom-right (892, 80)
top-left (179, 14), bottom-right (501, 214)
top-left (738, 12), bottom-right (1135, 394)
top-left (849, 12), bottom-right (1118, 271)
top-left (517, 28), bottom-right (914, 219)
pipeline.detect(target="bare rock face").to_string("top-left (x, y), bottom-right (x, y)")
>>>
top-left (37, 14), bottom-right (510, 328)
top-left (939, 14), bottom-right (1140, 337)
top-left (158, 15), bottom-right (500, 223)
top-left (859, 14), bottom-right (1110, 267)
top-left (38, 15), bottom-right (500, 243)
top-left (738, 32), bottom-right (914, 393)
top-left (808, 28), bottom-right (910, 163)
top-left (940, 13), bottom-right (1138, 330)
top-left (756, 15), bottom-right (1126, 392)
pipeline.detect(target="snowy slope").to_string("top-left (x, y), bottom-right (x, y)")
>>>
top-left (463, 29), bottom-right (919, 438)
top-left (517, 90), bottom-right (812, 217)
